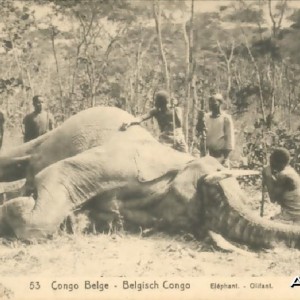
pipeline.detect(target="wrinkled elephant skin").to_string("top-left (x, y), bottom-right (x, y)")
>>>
top-left (0, 107), bottom-right (137, 182)
top-left (1, 107), bottom-right (300, 250)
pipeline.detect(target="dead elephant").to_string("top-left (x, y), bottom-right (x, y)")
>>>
top-left (0, 107), bottom-right (299, 251)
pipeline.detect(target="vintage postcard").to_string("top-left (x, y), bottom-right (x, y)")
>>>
top-left (0, 0), bottom-right (299, 299)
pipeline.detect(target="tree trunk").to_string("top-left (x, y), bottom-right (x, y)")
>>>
top-left (153, 1), bottom-right (170, 95)
top-left (183, 21), bottom-right (190, 141)
top-left (244, 36), bottom-right (266, 122)
top-left (51, 27), bottom-right (64, 113)
top-left (182, 0), bottom-right (194, 146)
top-left (153, 0), bottom-right (174, 144)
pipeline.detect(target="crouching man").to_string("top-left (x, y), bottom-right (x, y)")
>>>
top-left (262, 147), bottom-right (300, 223)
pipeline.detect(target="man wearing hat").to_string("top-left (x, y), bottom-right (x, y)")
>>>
top-left (120, 90), bottom-right (188, 153)
top-left (196, 93), bottom-right (235, 167)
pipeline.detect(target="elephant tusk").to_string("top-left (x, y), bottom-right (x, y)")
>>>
top-left (208, 230), bottom-right (256, 257)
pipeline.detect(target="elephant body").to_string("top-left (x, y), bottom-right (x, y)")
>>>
top-left (0, 107), bottom-right (137, 181)
top-left (1, 106), bottom-right (300, 250)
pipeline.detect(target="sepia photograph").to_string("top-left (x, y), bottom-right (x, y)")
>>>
top-left (0, 0), bottom-right (299, 299)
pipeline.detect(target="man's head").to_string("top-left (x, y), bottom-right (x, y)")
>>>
top-left (270, 147), bottom-right (290, 173)
top-left (32, 95), bottom-right (44, 113)
top-left (154, 90), bottom-right (169, 110)
top-left (209, 93), bottom-right (223, 113)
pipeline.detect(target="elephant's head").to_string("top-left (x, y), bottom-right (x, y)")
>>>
top-left (197, 173), bottom-right (300, 249)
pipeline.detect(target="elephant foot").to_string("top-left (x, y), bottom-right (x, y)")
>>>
top-left (0, 179), bottom-right (26, 204)
top-left (2, 197), bottom-right (59, 240)
top-left (0, 197), bottom-right (35, 238)
top-left (89, 211), bottom-right (125, 234)
top-left (60, 212), bottom-right (92, 235)
top-left (87, 206), bottom-right (159, 235)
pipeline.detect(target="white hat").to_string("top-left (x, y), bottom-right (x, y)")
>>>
top-left (211, 93), bottom-right (224, 102)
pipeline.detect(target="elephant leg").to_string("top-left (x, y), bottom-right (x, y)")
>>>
top-left (1, 187), bottom-right (72, 240)
top-left (0, 197), bottom-right (37, 239)
top-left (88, 194), bottom-right (161, 233)
top-left (91, 211), bottom-right (123, 233)
top-left (87, 194), bottom-right (125, 233)
top-left (1, 196), bottom-right (62, 240)
top-left (60, 211), bottom-right (92, 235)
top-left (121, 208), bottom-right (163, 233)
top-left (24, 163), bottom-right (37, 197)
top-left (0, 179), bottom-right (26, 204)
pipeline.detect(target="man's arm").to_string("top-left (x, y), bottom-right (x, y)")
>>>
top-left (0, 111), bottom-right (4, 125)
top-left (22, 116), bottom-right (28, 142)
top-left (120, 109), bottom-right (156, 131)
top-left (48, 113), bottom-right (55, 131)
top-left (195, 111), bottom-right (207, 137)
top-left (136, 109), bottom-right (156, 123)
top-left (174, 107), bottom-right (183, 127)
top-left (262, 166), bottom-right (279, 203)
top-left (0, 111), bottom-right (4, 149)
top-left (262, 166), bottom-right (287, 204)
top-left (0, 111), bottom-right (4, 133)
top-left (223, 115), bottom-right (235, 159)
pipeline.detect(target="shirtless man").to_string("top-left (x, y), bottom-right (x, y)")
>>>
top-left (121, 90), bottom-right (188, 153)
top-left (22, 95), bottom-right (55, 142)
top-left (263, 147), bottom-right (300, 223)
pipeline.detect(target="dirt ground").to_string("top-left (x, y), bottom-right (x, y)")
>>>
top-left (0, 229), bottom-right (299, 278)
top-left (0, 182), bottom-right (299, 278)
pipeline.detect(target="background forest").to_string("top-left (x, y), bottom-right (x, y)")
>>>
top-left (1, 1), bottom-right (300, 282)
top-left (1, 0), bottom-right (300, 168)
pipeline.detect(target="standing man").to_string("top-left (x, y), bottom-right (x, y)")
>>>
top-left (22, 95), bottom-right (55, 142)
top-left (120, 90), bottom-right (188, 153)
top-left (196, 93), bottom-right (235, 167)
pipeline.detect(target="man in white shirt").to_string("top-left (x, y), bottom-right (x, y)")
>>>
top-left (196, 93), bottom-right (235, 167)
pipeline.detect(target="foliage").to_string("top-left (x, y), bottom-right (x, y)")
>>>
top-left (0, 0), bottom-right (300, 164)
top-left (242, 124), bottom-right (300, 172)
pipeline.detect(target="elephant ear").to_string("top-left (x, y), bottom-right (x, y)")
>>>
top-left (134, 143), bottom-right (192, 182)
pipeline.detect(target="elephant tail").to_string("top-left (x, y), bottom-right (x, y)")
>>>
top-left (200, 176), bottom-right (300, 249)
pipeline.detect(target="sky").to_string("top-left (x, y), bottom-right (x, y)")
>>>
top-left (13, 0), bottom-right (300, 33)
top-left (192, 0), bottom-right (300, 28)
top-left (194, 0), bottom-right (232, 12)
top-left (194, 0), bottom-right (300, 12)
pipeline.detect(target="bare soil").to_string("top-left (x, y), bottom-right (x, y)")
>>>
top-left (0, 184), bottom-right (299, 278)
top-left (0, 229), bottom-right (299, 277)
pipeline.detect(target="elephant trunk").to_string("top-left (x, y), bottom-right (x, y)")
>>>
top-left (0, 178), bottom-right (72, 239)
top-left (0, 133), bottom-right (50, 182)
top-left (201, 176), bottom-right (300, 249)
